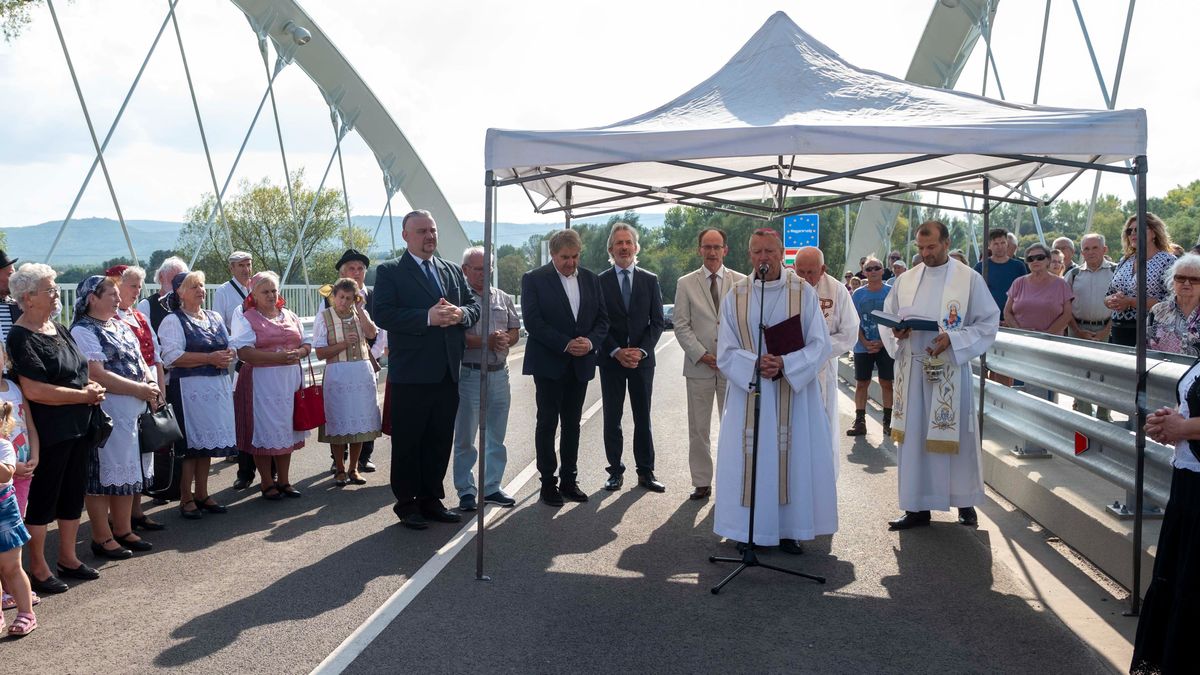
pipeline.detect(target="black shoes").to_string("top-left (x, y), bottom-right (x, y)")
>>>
top-left (90, 539), bottom-right (133, 560)
top-left (603, 475), bottom-right (623, 491)
top-left (560, 483), bottom-right (589, 502)
top-left (131, 515), bottom-right (165, 531)
top-left (57, 562), bottom-right (100, 580)
top-left (196, 496), bottom-right (227, 514)
top-left (421, 506), bottom-right (463, 523)
top-left (180, 500), bottom-right (203, 520)
top-left (888, 511), bottom-right (932, 530)
top-left (779, 539), bottom-right (804, 555)
top-left (689, 486), bottom-right (712, 500)
top-left (359, 459), bottom-right (377, 473)
top-left (484, 491), bottom-right (516, 507)
top-left (113, 533), bottom-right (153, 552)
top-left (393, 503), bottom-right (429, 530)
top-left (30, 574), bottom-right (69, 594)
top-left (882, 408), bottom-right (893, 436)
top-left (458, 494), bottom-right (477, 512)
top-left (233, 477), bottom-right (253, 490)
top-left (540, 485), bottom-right (564, 507)
top-left (957, 507), bottom-right (978, 526)
top-left (637, 474), bottom-right (666, 493)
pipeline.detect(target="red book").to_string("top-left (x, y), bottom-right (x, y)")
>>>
top-left (764, 313), bottom-right (805, 356)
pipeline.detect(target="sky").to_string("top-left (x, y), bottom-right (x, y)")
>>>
top-left (1, 0), bottom-right (1196, 237)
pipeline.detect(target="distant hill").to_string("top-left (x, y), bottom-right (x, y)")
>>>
top-left (1, 218), bottom-right (183, 265)
top-left (3, 213), bottom-right (667, 265)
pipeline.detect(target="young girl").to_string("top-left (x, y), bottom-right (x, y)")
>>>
top-left (0, 399), bottom-right (36, 635)
top-left (0, 344), bottom-right (39, 614)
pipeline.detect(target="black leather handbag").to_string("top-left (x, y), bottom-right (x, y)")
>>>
top-left (86, 406), bottom-right (114, 450)
top-left (138, 403), bottom-right (183, 455)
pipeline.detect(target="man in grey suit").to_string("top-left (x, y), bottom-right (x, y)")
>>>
top-left (373, 210), bottom-right (480, 530)
top-left (673, 228), bottom-right (746, 500)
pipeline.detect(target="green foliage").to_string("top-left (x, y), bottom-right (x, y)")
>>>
top-left (1, 0), bottom-right (42, 43)
top-left (176, 171), bottom-right (349, 286)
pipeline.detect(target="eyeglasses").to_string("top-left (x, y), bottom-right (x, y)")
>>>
top-left (1125, 228), bottom-right (1135, 236)
top-left (37, 287), bottom-right (60, 297)
top-left (1026, 254), bottom-right (1048, 262)
top-left (1174, 275), bottom-right (1200, 285)
top-left (863, 266), bottom-right (883, 272)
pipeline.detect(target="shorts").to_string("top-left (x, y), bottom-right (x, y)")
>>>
top-left (854, 349), bottom-right (895, 381)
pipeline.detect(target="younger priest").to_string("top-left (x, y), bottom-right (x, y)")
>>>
top-left (714, 228), bottom-right (838, 555)
top-left (879, 220), bottom-right (999, 530)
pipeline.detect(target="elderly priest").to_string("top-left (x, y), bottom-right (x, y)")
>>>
top-left (878, 220), bottom-right (1000, 530)
top-left (714, 228), bottom-right (838, 556)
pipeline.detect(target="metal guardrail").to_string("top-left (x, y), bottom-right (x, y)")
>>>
top-left (981, 328), bottom-right (1186, 515)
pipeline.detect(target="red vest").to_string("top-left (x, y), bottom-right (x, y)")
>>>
top-left (120, 308), bottom-right (157, 367)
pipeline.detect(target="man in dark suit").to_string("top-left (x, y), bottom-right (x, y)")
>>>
top-left (598, 223), bottom-right (665, 492)
top-left (324, 248), bottom-right (379, 474)
top-left (373, 210), bottom-right (480, 529)
top-left (521, 229), bottom-right (609, 507)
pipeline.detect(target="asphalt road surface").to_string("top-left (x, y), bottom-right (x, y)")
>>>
top-left (6, 336), bottom-right (1112, 674)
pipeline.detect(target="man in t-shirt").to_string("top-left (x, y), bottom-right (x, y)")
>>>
top-left (974, 228), bottom-right (1028, 324)
top-left (848, 256), bottom-right (894, 436)
top-left (0, 250), bottom-right (21, 343)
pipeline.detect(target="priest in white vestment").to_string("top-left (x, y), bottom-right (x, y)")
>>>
top-left (793, 247), bottom-right (859, 480)
top-left (714, 230), bottom-right (838, 554)
top-left (879, 221), bottom-right (999, 530)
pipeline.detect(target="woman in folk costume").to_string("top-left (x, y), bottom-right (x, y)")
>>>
top-left (230, 272), bottom-right (311, 500)
top-left (158, 271), bottom-right (238, 519)
top-left (879, 221), bottom-right (999, 530)
top-left (714, 229), bottom-right (837, 556)
top-left (313, 278), bottom-right (381, 487)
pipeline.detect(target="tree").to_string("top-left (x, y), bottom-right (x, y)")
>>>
top-left (1, 0), bottom-right (43, 42)
top-left (175, 171), bottom-right (346, 285)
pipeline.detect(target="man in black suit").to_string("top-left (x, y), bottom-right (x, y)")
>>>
top-left (324, 248), bottom-right (379, 474)
top-left (373, 210), bottom-right (480, 529)
top-left (598, 223), bottom-right (665, 493)
top-left (521, 229), bottom-right (609, 507)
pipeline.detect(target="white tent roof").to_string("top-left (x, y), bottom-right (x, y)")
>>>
top-left (485, 11), bottom-right (1145, 219)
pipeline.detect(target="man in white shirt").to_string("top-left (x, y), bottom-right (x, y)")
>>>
top-left (674, 228), bottom-right (745, 500)
top-left (1066, 233), bottom-right (1116, 421)
top-left (213, 251), bottom-right (252, 331)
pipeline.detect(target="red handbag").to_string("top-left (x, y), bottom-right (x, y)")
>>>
top-left (293, 357), bottom-right (326, 431)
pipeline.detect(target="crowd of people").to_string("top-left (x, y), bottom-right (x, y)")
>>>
top-left (0, 209), bottom-right (1196, 669)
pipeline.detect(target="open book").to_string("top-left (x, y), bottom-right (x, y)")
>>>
top-left (869, 309), bottom-right (940, 332)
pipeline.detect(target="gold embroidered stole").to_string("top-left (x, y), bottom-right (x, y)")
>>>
top-left (890, 262), bottom-right (972, 454)
top-left (733, 271), bottom-right (804, 506)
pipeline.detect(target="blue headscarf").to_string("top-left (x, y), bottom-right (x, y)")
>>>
top-left (72, 275), bottom-right (106, 323)
top-left (166, 271), bottom-right (190, 312)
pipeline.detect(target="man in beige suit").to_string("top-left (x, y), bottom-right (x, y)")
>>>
top-left (674, 228), bottom-right (746, 500)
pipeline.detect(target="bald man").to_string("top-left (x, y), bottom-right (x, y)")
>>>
top-left (792, 247), bottom-right (859, 480)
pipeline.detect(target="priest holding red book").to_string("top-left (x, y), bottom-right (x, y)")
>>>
top-left (713, 228), bottom-right (838, 556)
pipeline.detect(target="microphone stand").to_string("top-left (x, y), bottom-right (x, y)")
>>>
top-left (709, 264), bottom-right (826, 594)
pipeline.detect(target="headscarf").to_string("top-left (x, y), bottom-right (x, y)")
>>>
top-left (73, 275), bottom-right (106, 323)
top-left (243, 272), bottom-right (286, 312)
top-left (166, 271), bottom-right (190, 312)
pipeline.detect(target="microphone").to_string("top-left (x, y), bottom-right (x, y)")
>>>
top-left (757, 263), bottom-right (770, 280)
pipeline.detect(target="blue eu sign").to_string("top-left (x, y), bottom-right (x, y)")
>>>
top-left (784, 214), bottom-right (819, 248)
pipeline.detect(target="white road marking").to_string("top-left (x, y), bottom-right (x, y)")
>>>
top-left (313, 336), bottom-right (676, 674)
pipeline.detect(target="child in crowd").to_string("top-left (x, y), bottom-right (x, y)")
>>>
top-left (0, 344), bottom-right (39, 616)
top-left (0, 399), bottom-right (37, 635)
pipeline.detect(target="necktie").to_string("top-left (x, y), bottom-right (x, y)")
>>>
top-left (621, 269), bottom-right (632, 310)
top-left (709, 273), bottom-right (720, 311)
top-left (422, 259), bottom-right (442, 297)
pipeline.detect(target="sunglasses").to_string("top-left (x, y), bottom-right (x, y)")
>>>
top-left (1125, 227), bottom-right (1136, 236)
top-left (1026, 254), bottom-right (1048, 262)
top-left (1174, 275), bottom-right (1200, 286)
top-left (863, 266), bottom-right (883, 272)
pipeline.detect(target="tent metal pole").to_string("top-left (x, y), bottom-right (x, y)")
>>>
top-left (565, 182), bottom-right (573, 228)
top-left (175, 3), bottom-right (233, 260)
top-left (333, 108), bottom-right (355, 233)
top-left (387, 199), bottom-right (396, 256)
top-left (844, 204), bottom-right (850, 272)
top-left (1032, 0), bottom-right (1052, 104)
top-left (978, 178), bottom-right (990, 444)
top-left (476, 170), bottom-right (495, 582)
top-left (47, 0), bottom-right (178, 264)
top-left (47, 0), bottom-right (139, 266)
top-left (1129, 154), bottom-right (1148, 616)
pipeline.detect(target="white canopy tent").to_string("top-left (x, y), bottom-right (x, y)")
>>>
top-left (473, 11), bottom-right (1151, 607)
